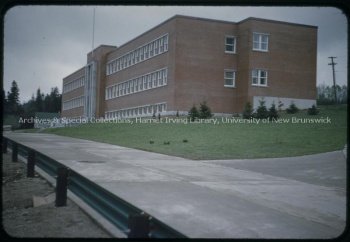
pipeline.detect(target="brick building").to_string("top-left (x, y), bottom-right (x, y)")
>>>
top-left (61, 15), bottom-right (317, 119)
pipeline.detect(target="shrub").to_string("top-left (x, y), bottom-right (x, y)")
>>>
top-left (188, 104), bottom-right (199, 122)
top-left (267, 102), bottom-right (279, 121)
top-left (243, 102), bottom-right (254, 119)
top-left (307, 104), bottom-right (320, 115)
top-left (278, 99), bottom-right (284, 112)
top-left (199, 100), bottom-right (213, 119)
top-left (286, 102), bottom-right (299, 114)
top-left (254, 99), bottom-right (268, 119)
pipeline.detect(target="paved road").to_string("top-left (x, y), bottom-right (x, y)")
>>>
top-left (3, 132), bottom-right (346, 239)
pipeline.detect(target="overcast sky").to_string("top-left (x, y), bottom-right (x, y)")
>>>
top-left (3, 5), bottom-right (348, 103)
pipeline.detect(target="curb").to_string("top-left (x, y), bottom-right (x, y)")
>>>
top-left (343, 145), bottom-right (347, 159)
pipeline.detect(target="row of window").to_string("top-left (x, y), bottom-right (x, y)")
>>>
top-left (63, 75), bottom-right (85, 93)
top-left (106, 34), bottom-right (169, 76)
top-left (62, 96), bottom-right (84, 111)
top-left (224, 69), bottom-right (268, 87)
top-left (105, 103), bottom-right (167, 119)
top-left (224, 32), bottom-right (269, 54)
top-left (106, 68), bottom-right (168, 100)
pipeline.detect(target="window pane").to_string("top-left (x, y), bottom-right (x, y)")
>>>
top-left (225, 72), bottom-right (233, 78)
top-left (225, 79), bottom-right (233, 86)
top-left (253, 34), bottom-right (259, 42)
top-left (226, 38), bottom-right (234, 45)
top-left (261, 35), bottom-right (268, 42)
top-left (226, 45), bottom-right (234, 52)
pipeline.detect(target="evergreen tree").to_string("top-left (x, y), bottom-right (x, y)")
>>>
top-left (242, 101), bottom-right (254, 119)
top-left (286, 102), bottom-right (299, 114)
top-left (307, 104), bottom-right (319, 115)
top-left (267, 102), bottom-right (279, 120)
top-left (254, 99), bottom-right (268, 119)
top-left (7, 80), bottom-right (20, 115)
top-left (199, 100), bottom-right (213, 119)
top-left (35, 88), bottom-right (44, 112)
top-left (2, 87), bottom-right (8, 115)
top-left (188, 104), bottom-right (199, 121)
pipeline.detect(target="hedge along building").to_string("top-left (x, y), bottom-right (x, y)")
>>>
top-left (61, 15), bottom-right (317, 119)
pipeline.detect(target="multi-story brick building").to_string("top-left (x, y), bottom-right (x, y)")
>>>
top-left (61, 15), bottom-right (317, 119)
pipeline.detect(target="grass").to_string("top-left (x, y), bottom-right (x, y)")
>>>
top-left (37, 105), bottom-right (347, 160)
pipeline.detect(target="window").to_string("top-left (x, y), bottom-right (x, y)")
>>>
top-left (149, 43), bottom-right (153, 57)
top-left (225, 36), bottom-right (236, 53)
top-left (164, 35), bottom-right (168, 51)
top-left (252, 69), bottom-right (268, 86)
top-left (148, 75), bottom-right (152, 89)
top-left (224, 70), bottom-right (235, 87)
top-left (253, 33), bottom-right (269, 51)
top-left (144, 46), bottom-right (148, 59)
top-left (140, 48), bottom-right (144, 61)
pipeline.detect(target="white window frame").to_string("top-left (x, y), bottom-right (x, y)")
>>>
top-left (225, 36), bottom-right (236, 54)
top-left (252, 69), bottom-right (268, 86)
top-left (253, 32), bottom-right (269, 52)
top-left (224, 70), bottom-right (236, 87)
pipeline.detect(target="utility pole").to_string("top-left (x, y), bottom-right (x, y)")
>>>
top-left (328, 56), bottom-right (338, 106)
top-left (91, 7), bottom-right (96, 59)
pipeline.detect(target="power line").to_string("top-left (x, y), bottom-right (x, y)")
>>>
top-left (328, 56), bottom-right (338, 106)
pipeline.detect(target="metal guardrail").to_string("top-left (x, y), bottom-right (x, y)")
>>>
top-left (2, 136), bottom-right (187, 239)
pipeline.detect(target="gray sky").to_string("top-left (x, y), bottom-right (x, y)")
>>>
top-left (3, 5), bottom-right (348, 103)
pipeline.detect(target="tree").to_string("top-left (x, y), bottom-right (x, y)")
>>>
top-left (317, 83), bottom-right (347, 105)
top-left (307, 104), bottom-right (319, 115)
top-left (7, 80), bottom-right (20, 115)
top-left (46, 87), bottom-right (61, 112)
top-left (242, 102), bottom-right (254, 119)
top-left (286, 102), bottom-right (299, 114)
top-left (254, 99), bottom-right (268, 119)
top-left (198, 100), bottom-right (213, 119)
top-left (35, 88), bottom-right (44, 112)
top-left (2, 87), bottom-right (8, 115)
top-left (188, 104), bottom-right (199, 121)
top-left (267, 102), bottom-right (279, 120)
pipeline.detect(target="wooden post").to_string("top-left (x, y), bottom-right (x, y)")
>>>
top-left (27, 149), bottom-right (35, 177)
top-left (2, 137), bottom-right (7, 154)
top-left (128, 214), bottom-right (150, 238)
top-left (55, 167), bottom-right (68, 207)
top-left (12, 143), bottom-right (18, 162)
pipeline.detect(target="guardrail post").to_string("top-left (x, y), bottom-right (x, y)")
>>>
top-left (55, 167), bottom-right (68, 207)
top-left (27, 149), bottom-right (35, 178)
top-left (2, 137), bottom-right (7, 154)
top-left (12, 142), bottom-right (18, 162)
top-left (128, 214), bottom-right (150, 238)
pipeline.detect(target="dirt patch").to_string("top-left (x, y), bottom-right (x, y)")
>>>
top-left (2, 152), bottom-right (112, 238)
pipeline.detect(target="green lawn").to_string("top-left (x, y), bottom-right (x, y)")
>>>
top-left (40, 106), bottom-right (347, 160)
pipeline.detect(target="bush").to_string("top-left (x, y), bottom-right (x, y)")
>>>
top-left (286, 102), bottom-right (299, 114)
top-left (243, 102), bottom-right (254, 119)
top-left (188, 104), bottom-right (199, 122)
top-left (307, 104), bottom-right (320, 115)
top-left (199, 100), bottom-right (213, 119)
top-left (267, 102), bottom-right (279, 120)
top-left (254, 99), bottom-right (268, 119)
